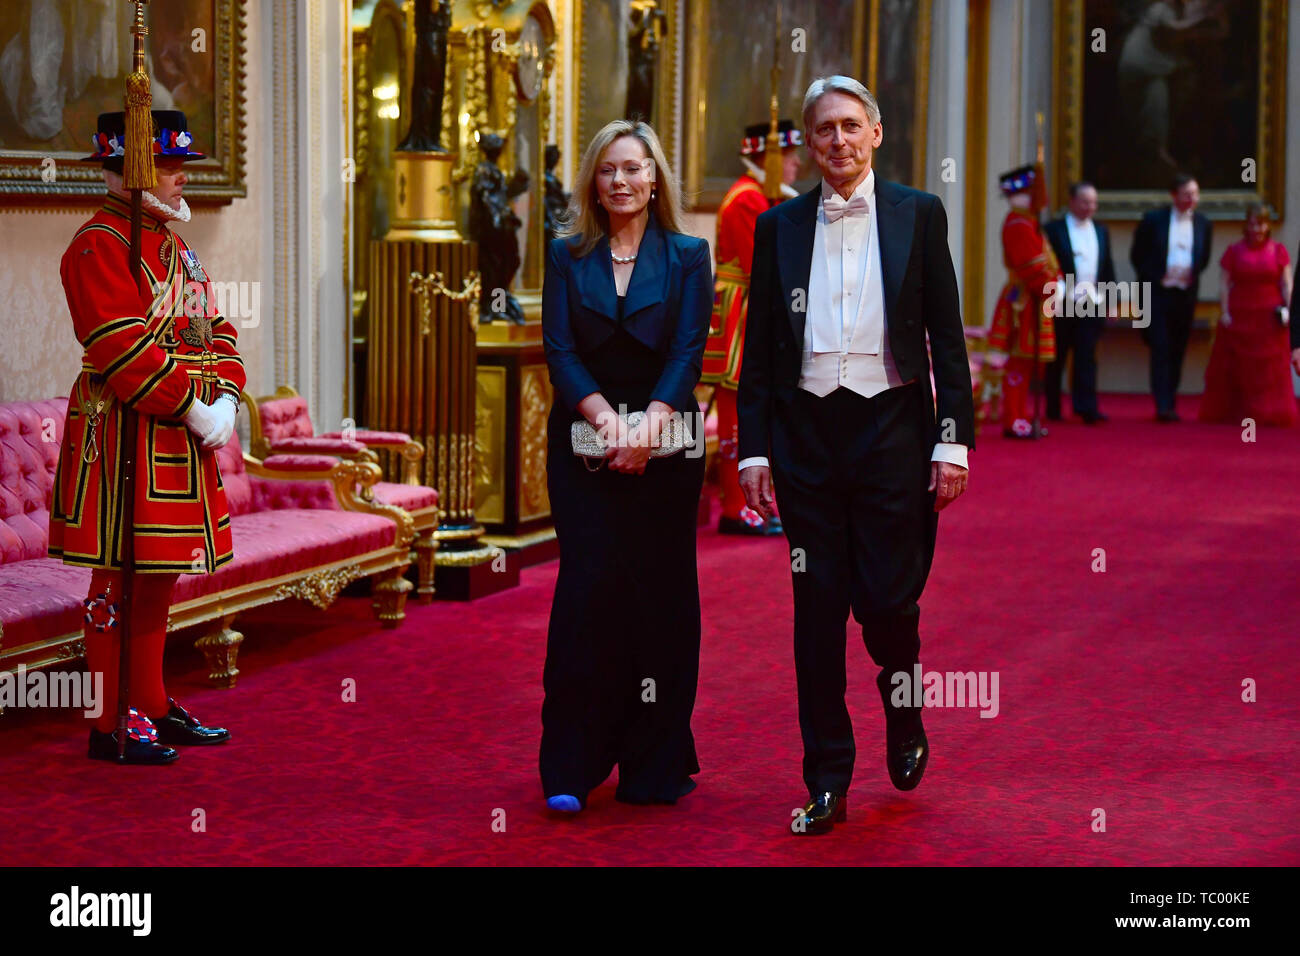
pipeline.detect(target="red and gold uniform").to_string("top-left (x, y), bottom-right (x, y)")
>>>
top-left (703, 172), bottom-right (774, 526)
top-left (50, 189), bottom-right (244, 739)
top-left (703, 173), bottom-right (768, 389)
top-left (50, 192), bottom-right (244, 572)
top-left (987, 207), bottom-right (1060, 435)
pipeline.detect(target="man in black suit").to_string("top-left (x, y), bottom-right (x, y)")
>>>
top-left (737, 76), bottom-right (974, 835)
top-left (1129, 174), bottom-right (1212, 421)
top-left (1043, 181), bottom-right (1116, 424)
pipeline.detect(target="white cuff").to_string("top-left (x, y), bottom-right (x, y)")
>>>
top-left (738, 456), bottom-right (770, 472)
top-left (930, 442), bottom-right (968, 469)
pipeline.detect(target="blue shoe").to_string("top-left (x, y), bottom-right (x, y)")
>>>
top-left (547, 794), bottom-right (582, 813)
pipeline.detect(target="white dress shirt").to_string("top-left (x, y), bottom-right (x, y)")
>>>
top-left (739, 171), bottom-right (968, 473)
top-left (1163, 208), bottom-right (1195, 288)
top-left (1065, 213), bottom-right (1101, 305)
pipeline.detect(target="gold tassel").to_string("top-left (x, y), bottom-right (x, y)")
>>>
top-left (124, 70), bottom-right (156, 192)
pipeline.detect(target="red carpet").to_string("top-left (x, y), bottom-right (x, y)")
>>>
top-left (2, 394), bottom-right (1297, 865)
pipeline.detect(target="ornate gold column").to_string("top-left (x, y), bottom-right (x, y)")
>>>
top-left (366, 1), bottom-right (519, 600)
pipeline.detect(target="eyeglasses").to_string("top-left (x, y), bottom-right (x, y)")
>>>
top-left (596, 160), bottom-right (653, 181)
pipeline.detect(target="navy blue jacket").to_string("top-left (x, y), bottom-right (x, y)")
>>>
top-left (541, 213), bottom-right (714, 413)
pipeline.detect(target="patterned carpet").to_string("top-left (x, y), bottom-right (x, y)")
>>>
top-left (2, 394), bottom-right (1297, 865)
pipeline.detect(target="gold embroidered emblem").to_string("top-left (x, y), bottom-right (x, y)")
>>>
top-left (179, 311), bottom-right (214, 349)
top-left (158, 237), bottom-right (173, 267)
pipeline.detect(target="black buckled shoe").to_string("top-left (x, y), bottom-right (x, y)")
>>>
top-left (791, 791), bottom-right (846, 835)
top-left (154, 699), bottom-right (230, 746)
top-left (88, 728), bottom-right (179, 765)
top-left (877, 670), bottom-right (929, 792)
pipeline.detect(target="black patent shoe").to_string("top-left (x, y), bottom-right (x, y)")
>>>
top-left (877, 671), bottom-right (929, 791)
top-left (886, 720), bottom-right (929, 791)
top-left (791, 791), bottom-right (846, 835)
top-left (155, 699), bottom-right (231, 746)
top-left (87, 728), bottom-right (179, 765)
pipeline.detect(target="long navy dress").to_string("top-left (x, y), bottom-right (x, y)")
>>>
top-left (539, 223), bottom-right (713, 806)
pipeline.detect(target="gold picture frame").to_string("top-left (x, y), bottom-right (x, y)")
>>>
top-left (1051, 0), bottom-right (1287, 220)
top-left (0, 0), bottom-right (248, 204)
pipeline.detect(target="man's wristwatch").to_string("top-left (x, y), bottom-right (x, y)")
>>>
top-left (216, 392), bottom-right (240, 411)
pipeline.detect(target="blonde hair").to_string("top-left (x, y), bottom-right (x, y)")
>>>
top-left (558, 119), bottom-right (686, 258)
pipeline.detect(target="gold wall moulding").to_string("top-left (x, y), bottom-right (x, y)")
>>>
top-left (518, 362), bottom-right (551, 521)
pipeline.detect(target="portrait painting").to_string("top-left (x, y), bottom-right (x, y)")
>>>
top-left (0, 0), bottom-right (246, 203)
top-left (573, 0), bottom-right (681, 182)
top-left (685, 0), bottom-right (863, 207)
top-left (1054, 0), bottom-right (1287, 218)
top-left (869, 0), bottom-right (930, 189)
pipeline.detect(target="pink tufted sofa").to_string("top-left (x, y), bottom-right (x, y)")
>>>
top-left (247, 386), bottom-right (441, 602)
top-left (0, 396), bottom-right (417, 689)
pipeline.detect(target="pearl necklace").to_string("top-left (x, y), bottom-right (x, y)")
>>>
top-left (610, 250), bottom-right (638, 264)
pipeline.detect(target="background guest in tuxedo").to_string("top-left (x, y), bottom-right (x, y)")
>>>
top-left (539, 119), bottom-right (713, 814)
top-left (1044, 181), bottom-right (1116, 424)
top-left (1130, 173), bottom-right (1212, 421)
top-left (737, 76), bottom-right (974, 835)
top-left (1198, 204), bottom-right (1295, 426)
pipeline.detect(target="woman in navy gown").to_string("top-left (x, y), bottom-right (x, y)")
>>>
top-left (539, 119), bottom-right (713, 812)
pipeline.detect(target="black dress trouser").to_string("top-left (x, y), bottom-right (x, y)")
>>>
top-left (770, 382), bottom-right (939, 797)
top-left (1146, 286), bottom-right (1197, 414)
top-left (1046, 314), bottom-right (1104, 418)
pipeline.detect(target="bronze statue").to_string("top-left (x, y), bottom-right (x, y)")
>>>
top-left (543, 144), bottom-right (569, 247)
top-left (397, 0), bottom-right (451, 152)
top-left (626, 0), bottom-right (665, 123)
top-left (469, 133), bottom-right (529, 325)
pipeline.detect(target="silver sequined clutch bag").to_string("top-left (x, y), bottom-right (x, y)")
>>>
top-left (571, 410), bottom-right (692, 465)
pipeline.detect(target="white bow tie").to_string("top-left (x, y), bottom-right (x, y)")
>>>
top-left (823, 193), bottom-right (869, 223)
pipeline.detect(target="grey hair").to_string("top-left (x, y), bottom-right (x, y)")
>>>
top-left (801, 75), bottom-right (882, 129)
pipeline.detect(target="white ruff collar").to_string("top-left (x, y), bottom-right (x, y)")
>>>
top-left (141, 190), bottom-right (192, 223)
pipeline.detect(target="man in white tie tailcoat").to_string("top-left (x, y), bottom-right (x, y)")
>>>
top-left (737, 76), bottom-right (975, 835)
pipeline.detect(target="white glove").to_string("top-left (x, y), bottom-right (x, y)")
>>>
top-left (1279, 306), bottom-right (1290, 326)
top-left (183, 398), bottom-right (217, 441)
top-left (1219, 311), bottom-right (1231, 328)
top-left (203, 396), bottom-right (237, 450)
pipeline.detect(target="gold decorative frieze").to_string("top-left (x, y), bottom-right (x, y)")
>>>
top-left (519, 363), bottom-right (551, 520)
top-left (475, 366), bottom-right (508, 525)
top-left (274, 566), bottom-right (366, 610)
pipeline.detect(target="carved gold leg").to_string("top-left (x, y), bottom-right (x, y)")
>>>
top-left (414, 530), bottom-right (438, 604)
top-left (195, 615), bottom-right (243, 689)
top-left (372, 566), bottom-right (413, 628)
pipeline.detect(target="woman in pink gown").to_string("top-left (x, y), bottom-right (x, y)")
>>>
top-left (1199, 205), bottom-right (1296, 426)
